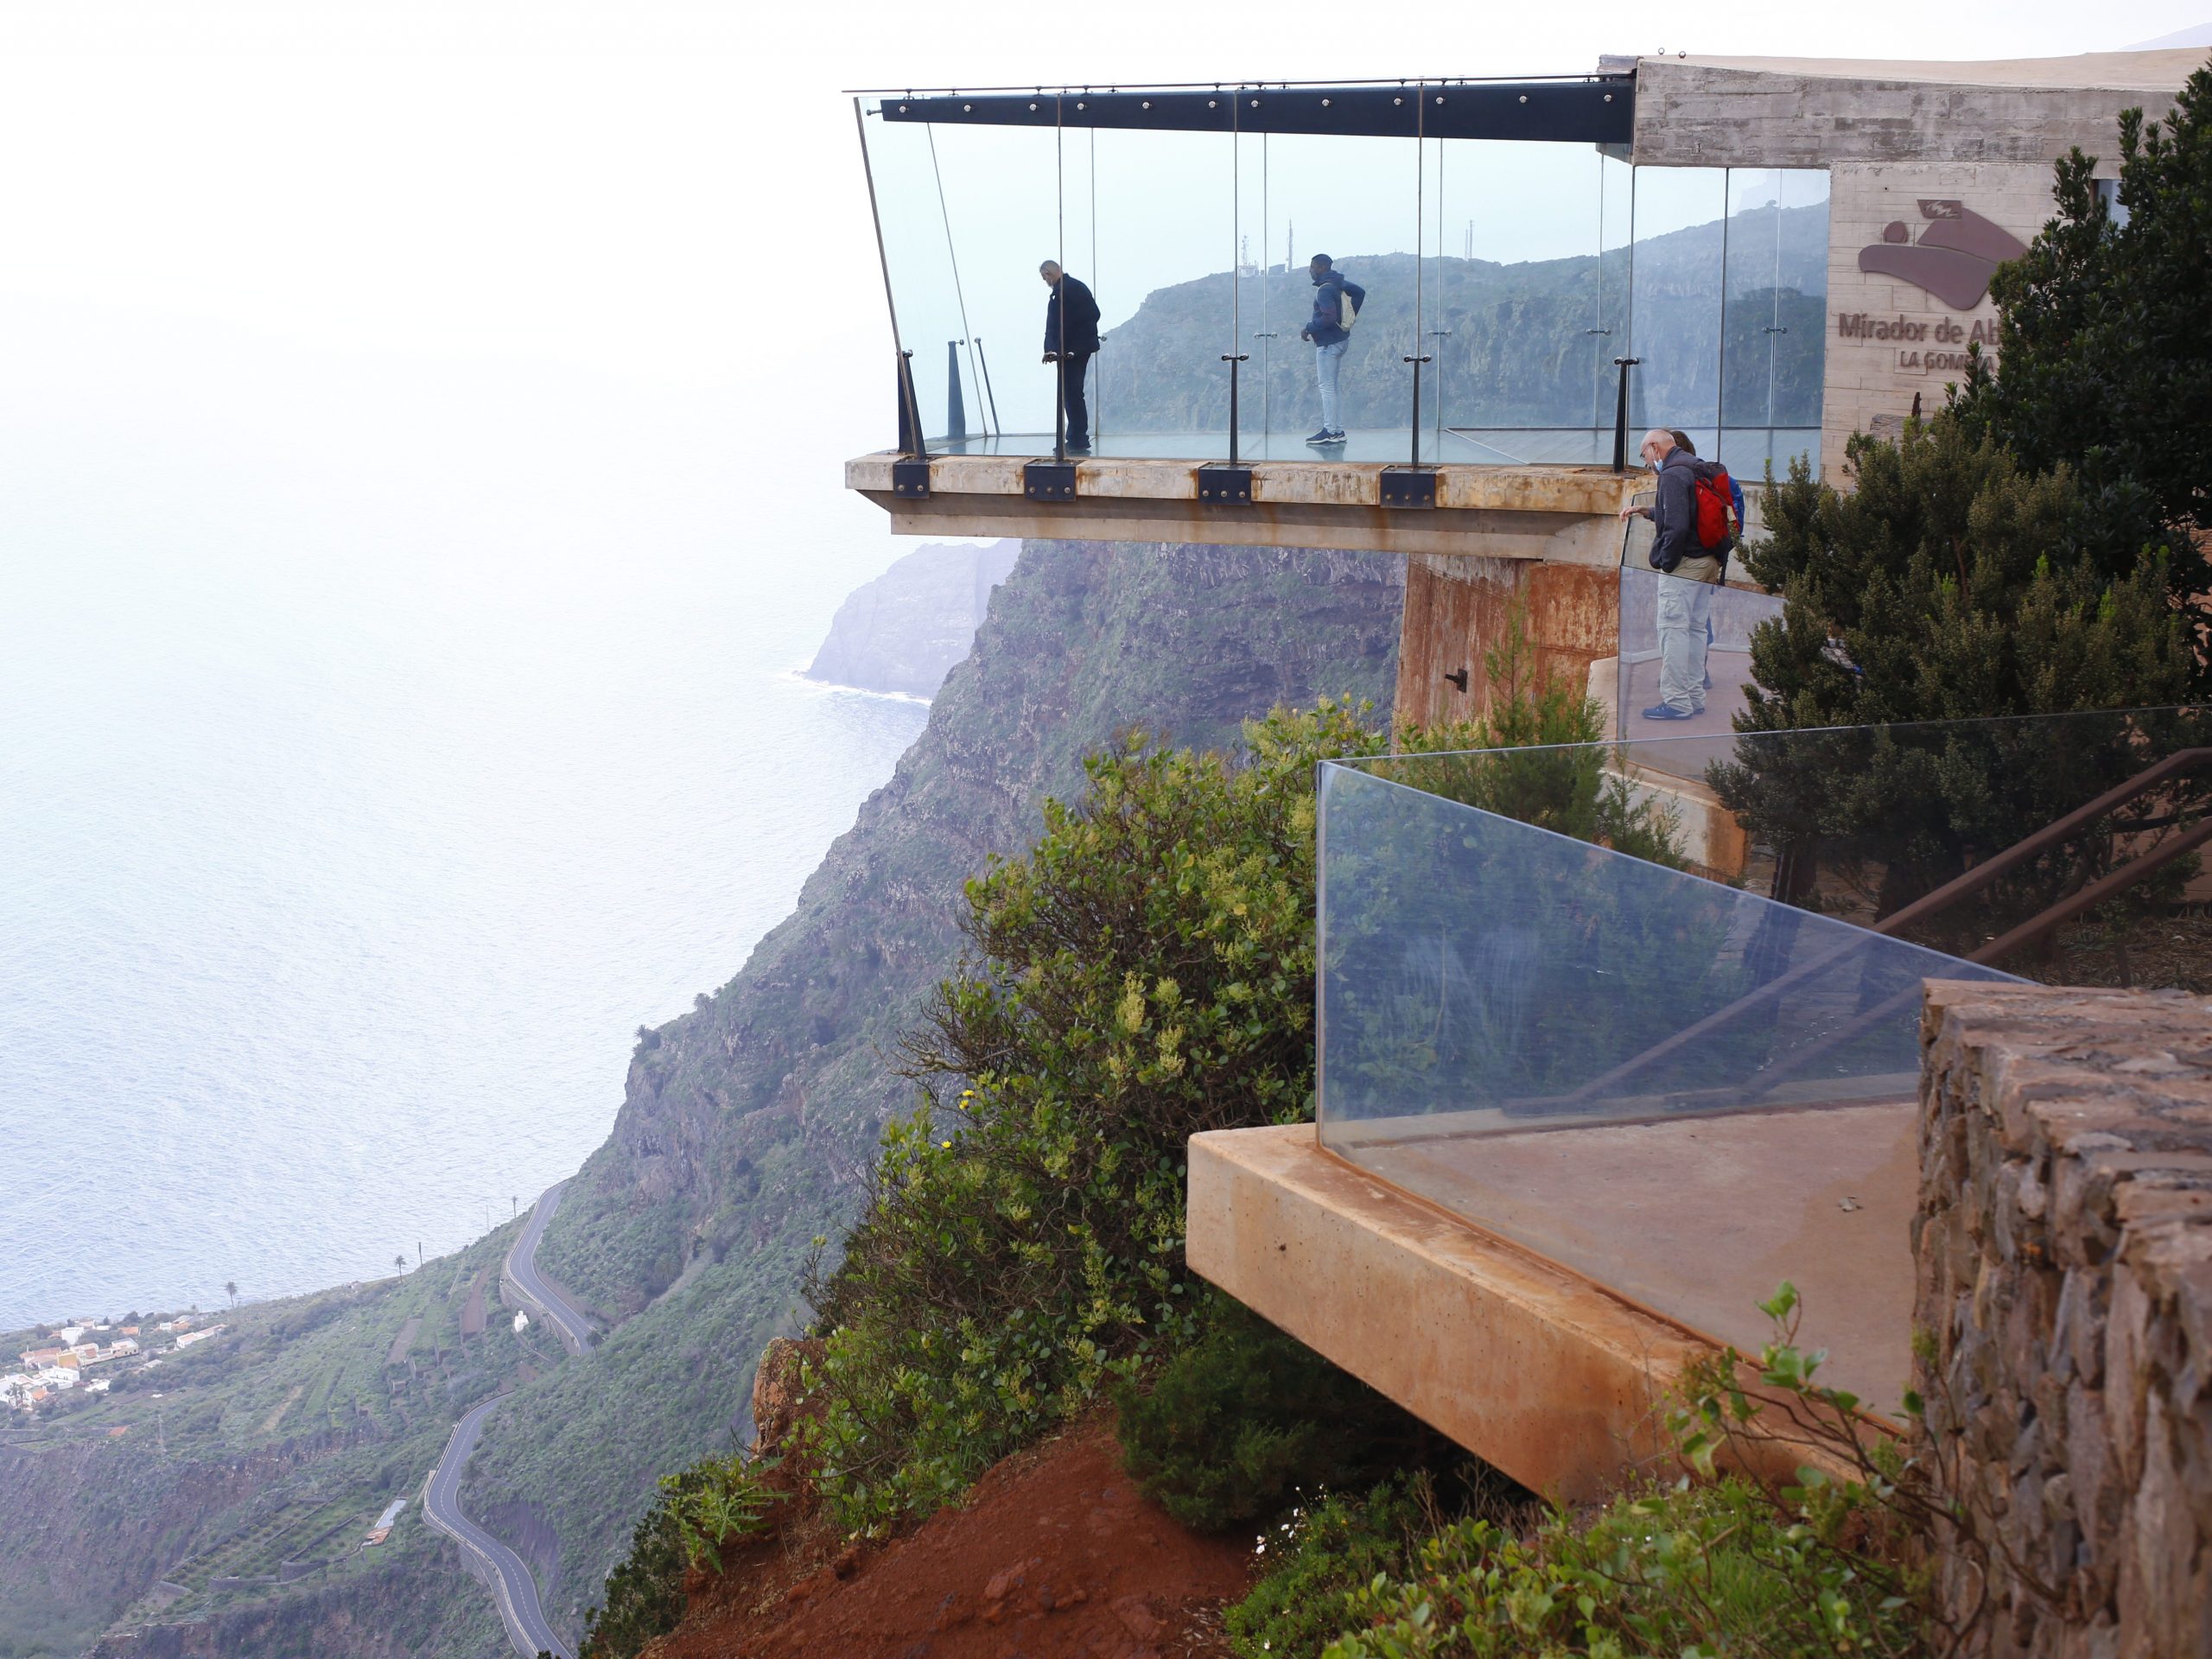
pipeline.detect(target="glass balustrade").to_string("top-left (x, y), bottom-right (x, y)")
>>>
top-left (854, 85), bottom-right (1832, 469)
top-left (1317, 706), bottom-right (2212, 1400)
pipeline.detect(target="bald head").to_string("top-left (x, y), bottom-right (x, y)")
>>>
top-left (1638, 428), bottom-right (1676, 467)
top-left (1039, 259), bottom-right (1062, 285)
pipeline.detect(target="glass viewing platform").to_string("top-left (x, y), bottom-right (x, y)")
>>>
top-left (1317, 708), bottom-right (2212, 1407)
top-left (855, 79), bottom-right (1830, 477)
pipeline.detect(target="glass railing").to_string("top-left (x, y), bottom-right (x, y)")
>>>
top-left (855, 84), bottom-right (1829, 472)
top-left (1316, 706), bottom-right (2212, 1402)
top-left (1607, 563), bottom-right (1787, 741)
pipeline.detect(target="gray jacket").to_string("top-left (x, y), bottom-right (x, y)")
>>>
top-left (1648, 448), bottom-right (1702, 574)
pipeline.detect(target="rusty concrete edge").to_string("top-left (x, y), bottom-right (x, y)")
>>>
top-left (862, 493), bottom-right (1613, 559)
top-left (1189, 1123), bottom-right (1901, 1491)
top-left (844, 451), bottom-right (1646, 514)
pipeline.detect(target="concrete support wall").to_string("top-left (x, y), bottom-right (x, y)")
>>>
top-left (1395, 556), bottom-right (1619, 732)
top-left (1916, 981), bottom-right (2212, 1659)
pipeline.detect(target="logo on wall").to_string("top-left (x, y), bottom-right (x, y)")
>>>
top-left (1857, 200), bottom-right (2030, 309)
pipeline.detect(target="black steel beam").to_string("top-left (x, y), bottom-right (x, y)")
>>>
top-left (874, 80), bottom-right (1632, 146)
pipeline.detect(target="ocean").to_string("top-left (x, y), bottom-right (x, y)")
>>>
top-left (0, 306), bottom-right (932, 1331)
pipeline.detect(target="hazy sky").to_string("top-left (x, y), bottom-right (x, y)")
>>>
top-left (3, 0), bottom-right (2203, 427)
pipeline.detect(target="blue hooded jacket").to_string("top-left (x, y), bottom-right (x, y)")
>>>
top-left (1305, 270), bottom-right (1364, 347)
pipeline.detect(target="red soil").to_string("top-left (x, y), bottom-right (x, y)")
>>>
top-left (649, 1417), bottom-right (1257, 1659)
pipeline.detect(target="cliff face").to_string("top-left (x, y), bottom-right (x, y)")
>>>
top-left (805, 541), bottom-right (1018, 698)
top-left (1092, 206), bottom-right (1829, 438)
top-left (476, 537), bottom-right (1403, 1645)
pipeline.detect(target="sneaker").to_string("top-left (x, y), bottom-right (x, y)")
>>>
top-left (1326, 428), bottom-right (1347, 442)
top-left (1640, 703), bottom-right (1696, 721)
top-left (1305, 429), bottom-right (1337, 445)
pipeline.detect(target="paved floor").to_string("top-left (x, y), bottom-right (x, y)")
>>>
top-left (1335, 1099), bottom-right (1920, 1414)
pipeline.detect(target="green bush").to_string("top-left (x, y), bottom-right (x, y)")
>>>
top-left (1114, 1297), bottom-right (1441, 1533)
top-left (576, 1496), bottom-right (686, 1659)
top-left (798, 629), bottom-right (1670, 1537)
top-left (578, 1453), bottom-right (774, 1657)
top-left (1313, 1286), bottom-right (1977, 1659)
top-left (1319, 1478), bottom-right (1921, 1659)
top-left (797, 700), bottom-right (1395, 1533)
top-left (1225, 1477), bottom-right (1436, 1659)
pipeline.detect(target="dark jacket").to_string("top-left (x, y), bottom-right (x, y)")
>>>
top-left (1648, 447), bottom-right (1706, 574)
top-left (1044, 274), bottom-right (1102, 355)
top-left (1305, 271), bottom-right (1364, 347)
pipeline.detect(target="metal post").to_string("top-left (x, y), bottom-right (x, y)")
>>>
top-left (1230, 83), bottom-right (1240, 461)
top-left (973, 335), bottom-right (1001, 438)
top-left (897, 349), bottom-right (922, 455)
top-left (1054, 92), bottom-right (1066, 462)
top-left (1053, 352), bottom-right (1066, 463)
top-left (1716, 168), bottom-right (1732, 461)
top-left (1611, 356), bottom-right (1642, 473)
top-left (1404, 353), bottom-right (1433, 468)
top-left (1224, 352), bottom-right (1249, 464)
top-left (1410, 79), bottom-right (1427, 469)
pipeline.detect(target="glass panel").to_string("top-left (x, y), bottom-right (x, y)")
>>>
top-left (1316, 705), bottom-right (2212, 1406)
top-left (1719, 167), bottom-right (1829, 480)
top-left (919, 115), bottom-right (1069, 455)
top-left (1627, 165), bottom-right (1729, 456)
top-left (1610, 563), bottom-right (1785, 741)
top-left (1318, 759), bottom-right (2015, 1135)
top-left (856, 99), bottom-right (965, 450)
top-left (1249, 127), bottom-right (1422, 458)
top-left (1086, 123), bottom-right (1237, 459)
top-left (1432, 143), bottom-right (1618, 465)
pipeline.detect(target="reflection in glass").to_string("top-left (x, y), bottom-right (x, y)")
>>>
top-left (1628, 166), bottom-right (1729, 441)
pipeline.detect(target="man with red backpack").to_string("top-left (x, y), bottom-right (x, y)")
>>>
top-left (1619, 429), bottom-right (1738, 721)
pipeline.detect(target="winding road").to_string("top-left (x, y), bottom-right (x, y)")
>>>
top-left (505, 1181), bottom-right (596, 1356)
top-left (423, 1395), bottom-right (570, 1658)
top-left (421, 1182), bottom-right (599, 1658)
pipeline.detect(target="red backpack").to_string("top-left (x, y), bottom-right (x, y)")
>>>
top-left (1690, 461), bottom-right (1738, 555)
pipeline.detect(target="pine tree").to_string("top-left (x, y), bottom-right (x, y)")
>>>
top-left (1738, 414), bottom-right (2197, 731)
top-left (1724, 415), bottom-right (2205, 947)
top-left (1955, 57), bottom-right (2212, 602)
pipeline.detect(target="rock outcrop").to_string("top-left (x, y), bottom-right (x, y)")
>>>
top-left (805, 542), bottom-right (1018, 698)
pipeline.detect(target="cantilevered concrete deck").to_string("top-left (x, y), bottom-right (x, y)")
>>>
top-left (845, 450), bottom-right (1640, 560)
top-left (1188, 1113), bottom-right (1916, 1499)
top-left (847, 450), bottom-right (1647, 728)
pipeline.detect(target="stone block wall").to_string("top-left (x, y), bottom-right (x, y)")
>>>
top-left (1916, 980), bottom-right (2212, 1659)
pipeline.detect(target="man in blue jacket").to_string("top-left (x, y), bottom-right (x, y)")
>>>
top-left (1297, 254), bottom-right (1363, 445)
top-left (1040, 260), bottom-right (1102, 451)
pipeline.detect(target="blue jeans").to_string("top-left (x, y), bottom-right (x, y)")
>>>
top-left (1314, 339), bottom-right (1349, 432)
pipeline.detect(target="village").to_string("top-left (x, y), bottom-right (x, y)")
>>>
top-left (1, 1314), bottom-right (228, 1412)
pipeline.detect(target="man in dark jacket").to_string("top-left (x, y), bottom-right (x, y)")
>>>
top-left (1618, 429), bottom-right (1725, 720)
top-left (1039, 260), bottom-right (1101, 451)
top-left (1297, 254), bottom-right (1363, 444)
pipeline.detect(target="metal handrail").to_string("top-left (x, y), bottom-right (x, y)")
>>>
top-left (1536, 743), bottom-right (2212, 1117)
